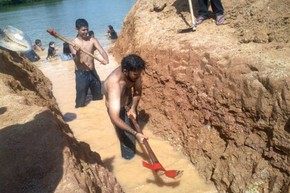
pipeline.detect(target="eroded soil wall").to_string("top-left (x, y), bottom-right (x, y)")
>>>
top-left (110, 0), bottom-right (290, 192)
top-left (0, 50), bottom-right (124, 193)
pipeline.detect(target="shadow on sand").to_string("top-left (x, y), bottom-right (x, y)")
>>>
top-left (0, 109), bottom-right (102, 193)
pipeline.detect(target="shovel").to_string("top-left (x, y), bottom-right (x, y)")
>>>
top-left (188, 0), bottom-right (197, 31)
top-left (129, 115), bottom-right (183, 179)
top-left (177, 0), bottom-right (196, 33)
top-left (46, 29), bottom-right (100, 61)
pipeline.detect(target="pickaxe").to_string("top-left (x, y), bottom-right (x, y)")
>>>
top-left (129, 115), bottom-right (183, 179)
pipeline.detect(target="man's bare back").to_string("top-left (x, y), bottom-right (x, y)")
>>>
top-left (103, 67), bottom-right (133, 109)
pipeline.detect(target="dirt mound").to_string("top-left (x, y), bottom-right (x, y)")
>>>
top-left (110, 0), bottom-right (290, 192)
top-left (0, 50), bottom-right (123, 193)
top-left (225, 0), bottom-right (290, 44)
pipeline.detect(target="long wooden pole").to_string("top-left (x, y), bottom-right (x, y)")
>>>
top-left (130, 116), bottom-right (160, 164)
top-left (46, 29), bottom-right (100, 61)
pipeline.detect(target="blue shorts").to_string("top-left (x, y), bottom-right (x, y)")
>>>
top-left (75, 70), bottom-right (103, 108)
top-left (114, 108), bottom-right (136, 160)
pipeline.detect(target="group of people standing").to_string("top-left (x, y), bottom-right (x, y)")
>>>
top-left (45, 18), bottom-right (145, 160)
top-left (33, 39), bottom-right (67, 60)
top-left (68, 0), bottom-right (226, 162)
top-left (33, 24), bottom-right (118, 61)
top-left (55, 0), bottom-right (225, 167)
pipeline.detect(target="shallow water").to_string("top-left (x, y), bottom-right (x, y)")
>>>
top-left (0, 0), bottom-right (134, 49)
top-left (36, 51), bottom-right (217, 193)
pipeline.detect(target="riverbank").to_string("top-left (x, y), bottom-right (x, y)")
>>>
top-left (0, 49), bottom-right (125, 193)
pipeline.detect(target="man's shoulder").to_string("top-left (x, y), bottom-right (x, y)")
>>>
top-left (106, 68), bottom-right (123, 84)
top-left (89, 37), bottom-right (100, 44)
top-left (72, 38), bottom-right (79, 44)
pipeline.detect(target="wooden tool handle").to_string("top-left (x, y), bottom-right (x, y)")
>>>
top-left (129, 115), bottom-right (183, 179)
top-left (46, 29), bottom-right (100, 61)
top-left (129, 115), bottom-right (160, 164)
top-left (188, 0), bottom-right (196, 29)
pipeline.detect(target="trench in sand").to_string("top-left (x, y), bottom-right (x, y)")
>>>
top-left (36, 51), bottom-right (217, 193)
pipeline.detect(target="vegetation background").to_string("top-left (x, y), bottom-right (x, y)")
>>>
top-left (0, 0), bottom-right (47, 6)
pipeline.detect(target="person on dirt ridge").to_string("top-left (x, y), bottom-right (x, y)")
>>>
top-left (103, 54), bottom-right (148, 160)
top-left (196, 0), bottom-right (225, 25)
top-left (69, 18), bottom-right (109, 108)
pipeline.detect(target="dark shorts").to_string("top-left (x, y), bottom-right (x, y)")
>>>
top-left (114, 108), bottom-right (136, 160)
top-left (75, 70), bottom-right (103, 108)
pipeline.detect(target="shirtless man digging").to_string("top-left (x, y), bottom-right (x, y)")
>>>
top-left (103, 54), bottom-right (148, 160)
top-left (70, 18), bottom-right (109, 108)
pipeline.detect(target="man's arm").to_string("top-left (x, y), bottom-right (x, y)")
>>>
top-left (93, 38), bottom-right (109, 65)
top-left (69, 41), bottom-right (80, 60)
top-left (107, 87), bottom-right (137, 136)
top-left (127, 77), bottom-right (142, 119)
top-left (107, 84), bottom-right (148, 142)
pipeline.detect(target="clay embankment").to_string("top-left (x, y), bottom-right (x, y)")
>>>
top-left (110, 0), bottom-right (290, 192)
top-left (0, 50), bottom-right (123, 193)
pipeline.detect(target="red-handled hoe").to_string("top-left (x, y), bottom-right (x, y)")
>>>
top-left (129, 115), bottom-right (183, 179)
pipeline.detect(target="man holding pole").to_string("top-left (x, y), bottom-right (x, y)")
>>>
top-left (70, 18), bottom-right (109, 108)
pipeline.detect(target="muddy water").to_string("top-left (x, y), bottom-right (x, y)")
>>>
top-left (36, 51), bottom-right (217, 193)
